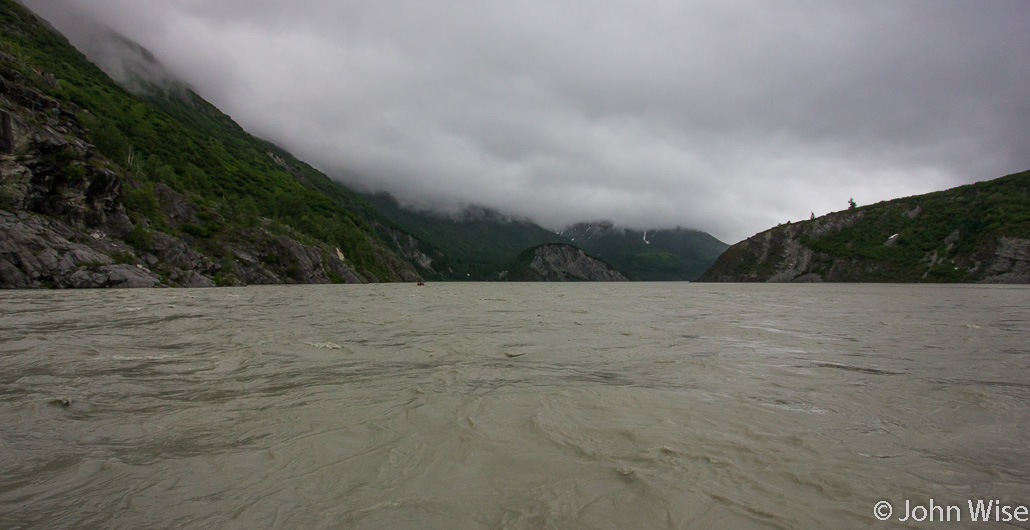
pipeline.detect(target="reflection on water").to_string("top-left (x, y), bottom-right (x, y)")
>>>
top-left (1, 283), bottom-right (1028, 529)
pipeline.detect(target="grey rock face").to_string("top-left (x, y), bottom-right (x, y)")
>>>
top-left (382, 226), bottom-right (435, 272)
top-left (68, 265), bottom-right (160, 288)
top-left (0, 210), bottom-right (160, 288)
top-left (981, 237), bottom-right (1030, 283)
top-left (524, 244), bottom-right (627, 282)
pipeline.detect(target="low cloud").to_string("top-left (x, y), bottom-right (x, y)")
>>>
top-left (24, 0), bottom-right (1030, 242)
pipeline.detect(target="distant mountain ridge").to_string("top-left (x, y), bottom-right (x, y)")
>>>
top-left (364, 193), bottom-right (570, 280)
top-left (559, 221), bottom-right (729, 281)
top-left (699, 169), bottom-right (1030, 283)
top-left (366, 194), bottom-right (728, 281)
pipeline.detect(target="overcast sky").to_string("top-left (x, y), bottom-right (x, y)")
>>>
top-left (23, 0), bottom-right (1030, 243)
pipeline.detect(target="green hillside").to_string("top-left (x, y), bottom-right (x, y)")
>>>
top-left (699, 169), bottom-right (1030, 283)
top-left (1, 0), bottom-right (417, 283)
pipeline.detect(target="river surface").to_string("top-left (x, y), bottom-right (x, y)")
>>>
top-left (1, 283), bottom-right (1028, 529)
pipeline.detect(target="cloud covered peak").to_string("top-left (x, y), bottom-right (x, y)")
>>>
top-left (22, 0), bottom-right (1030, 242)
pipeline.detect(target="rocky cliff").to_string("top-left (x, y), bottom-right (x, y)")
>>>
top-left (516, 244), bottom-right (627, 282)
top-left (699, 170), bottom-right (1030, 283)
top-left (0, 100), bottom-right (379, 288)
top-left (0, 87), bottom-right (409, 287)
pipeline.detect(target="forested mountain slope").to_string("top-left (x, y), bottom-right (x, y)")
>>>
top-left (1, 0), bottom-right (430, 287)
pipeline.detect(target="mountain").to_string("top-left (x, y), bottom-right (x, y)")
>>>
top-left (0, 0), bottom-right (431, 287)
top-left (367, 193), bottom-right (730, 281)
top-left (559, 222), bottom-right (729, 281)
top-left (698, 169), bottom-right (1030, 283)
top-left (511, 244), bottom-right (627, 282)
top-left (364, 193), bottom-right (572, 280)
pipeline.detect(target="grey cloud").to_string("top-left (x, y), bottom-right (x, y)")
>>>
top-left (21, 0), bottom-right (1030, 242)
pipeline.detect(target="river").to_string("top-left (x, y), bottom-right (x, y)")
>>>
top-left (1, 283), bottom-right (1028, 529)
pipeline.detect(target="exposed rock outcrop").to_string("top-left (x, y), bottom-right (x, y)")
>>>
top-left (699, 214), bottom-right (860, 283)
top-left (519, 244), bottom-right (627, 282)
top-left (0, 209), bottom-right (159, 287)
top-left (373, 223), bottom-right (436, 280)
top-left (980, 236), bottom-right (1030, 284)
top-left (0, 59), bottom-right (398, 288)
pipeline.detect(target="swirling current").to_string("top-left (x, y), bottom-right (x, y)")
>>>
top-left (1, 283), bottom-right (1028, 529)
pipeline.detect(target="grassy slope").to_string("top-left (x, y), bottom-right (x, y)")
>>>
top-left (0, 0), bottom-right (406, 280)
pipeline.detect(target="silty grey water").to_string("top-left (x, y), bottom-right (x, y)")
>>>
top-left (1, 283), bottom-right (1028, 529)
